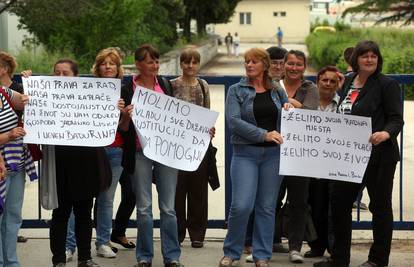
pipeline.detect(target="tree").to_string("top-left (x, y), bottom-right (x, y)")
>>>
top-left (182, 0), bottom-right (240, 41)
top-left (342, 0), bottom-right (414, 26)
top-left (8, 0), bottom-right (184, 69)
top-left (0, 0), bottom-right (17, 14)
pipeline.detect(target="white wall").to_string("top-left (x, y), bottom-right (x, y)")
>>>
top-left (213, 0), bottom-right (310, 43)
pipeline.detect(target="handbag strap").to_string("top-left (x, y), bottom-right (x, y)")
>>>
top-left (0, 87), bottom-right (14, 110)
top-left (0, 87), bottom-right (22, 125)
top-left (196, 78), bottom-right (207, 108)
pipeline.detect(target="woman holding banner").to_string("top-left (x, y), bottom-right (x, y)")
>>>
top-left (119, 44), bottom-right (184, 267)
top-left (171, 48), bottom-right (212, 249)
top-left (64, 48), bottom-right (132, 261)
top-left (314, 41), bottom-right (404, 267)
top-left (220, 48), bottom-right (289, 267)
top-left (279, 50), bottom-right (319, 263)
top-left (21, 59), bottom-right (109, 267)
top-left (0, 84), bottom-right (32, 267)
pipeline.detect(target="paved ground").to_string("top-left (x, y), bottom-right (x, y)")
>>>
top-left (17, 42), bottom-right (414, 266)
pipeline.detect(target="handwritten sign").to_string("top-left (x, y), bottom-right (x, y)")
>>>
top-left (23, 76), bottom-right (121, 146)
top-left (280, 109), bottom-right (372, 183)
top-left (131, 86), bottom-right (219, 171)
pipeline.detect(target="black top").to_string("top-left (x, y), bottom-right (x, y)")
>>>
top-left (339, 72), bottom-right (404, 164)
top-left (253, 90), bottom-right (278, 146)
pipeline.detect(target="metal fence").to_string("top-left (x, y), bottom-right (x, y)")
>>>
top-left (19, 74), bottom-right (413, 230)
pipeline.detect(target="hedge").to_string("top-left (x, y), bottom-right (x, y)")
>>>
top-left (306, 28), bottom-right (414, 99)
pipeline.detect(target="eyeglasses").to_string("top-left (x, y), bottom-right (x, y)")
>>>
top-left (270, 60), bottom-right (284, 66)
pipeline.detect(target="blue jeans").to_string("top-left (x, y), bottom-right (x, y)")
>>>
top-left (96, 147), bottom-right (123, 246)
top-left (132, 151), bottom-right (180, 264)
top-left (66, 212), bottom-right (76, 253)
top-left (223, 145), bottom-right (283, 261)
top-left (0, 170), bottom-right (26, 267)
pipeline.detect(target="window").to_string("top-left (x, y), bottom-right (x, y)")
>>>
top-left (239, 12), bottom-right (251, 25)
top-left (273, 11), bottom-right (287, 17)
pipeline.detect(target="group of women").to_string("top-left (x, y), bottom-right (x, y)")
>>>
top-left (0, 44), bottom-right (215, 267)
top-left (0, 39), bottom-right (404, 267)
top-left (221, 40), bottom-right (403, 267)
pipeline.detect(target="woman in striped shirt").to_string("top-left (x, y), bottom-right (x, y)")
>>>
top-left (0, 86), bottom-right (32, 267)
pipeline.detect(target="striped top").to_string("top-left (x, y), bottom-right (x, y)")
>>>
top-left (0, 86), bottom-right (24, 171)
top-left (0, 87), bottom-right (19, 134)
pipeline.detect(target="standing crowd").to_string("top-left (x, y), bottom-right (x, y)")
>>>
top-left (0, 38), bottom-right (404, 267)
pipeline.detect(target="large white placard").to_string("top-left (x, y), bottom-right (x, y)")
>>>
top-left (131, 86), bottom-right (219, 171)
top-left (280, 109), bottom-right (372, 183)
top-left (23, 76), bottom-right (121, 146)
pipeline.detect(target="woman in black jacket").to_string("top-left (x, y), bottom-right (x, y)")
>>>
top-left (314, 41), bottom-right (404, 267)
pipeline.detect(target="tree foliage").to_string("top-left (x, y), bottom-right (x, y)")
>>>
top-left (342, 0), bottom-right (414, 26)
top-left (8, 0), bottom-right (184, 70)
top-left (0, 0), bottom-right (17, 14)
top-left (182, 0), bottom-right (240, 41)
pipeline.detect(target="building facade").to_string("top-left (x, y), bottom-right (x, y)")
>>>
top-left (213, 0), bottom-right (311, 43)
top-left (0, 12), bottom-right (31, 52)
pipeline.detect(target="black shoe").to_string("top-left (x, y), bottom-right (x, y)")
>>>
top-left (191, 241), bottom-right (204, 248)
top-left (17, 235), bottom-right (28, 243)
top-left (314, 259), bottom-right (348, 267)
top-left (110, 235), bottom-right (136, 249)
top-left (165, 261), bottom-right (184, 267)
top-left (134, 261), bottom-right (152, 267)
top-left (304, 249), bottom-right (325, 258)
top-left (358, 261), bottom-right (381, 267)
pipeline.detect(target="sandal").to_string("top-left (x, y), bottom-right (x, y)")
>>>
top-left (219, 256), bottom-right (233, 267)
top-left (255, 260), bottom-right (270, 267)
top-left (110, 235), bottom-right (136, 249)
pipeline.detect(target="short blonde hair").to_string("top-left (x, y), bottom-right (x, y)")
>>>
top-left (0, 51), bottom-right (17, 78)
top-left (92, 48), bottom-right (124, 78)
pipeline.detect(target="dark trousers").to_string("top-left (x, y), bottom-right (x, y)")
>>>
top-left (50, 197), bottom-right (93, 264)
top-left (285, 176), bottom-right (310, 252)
top-left (330, 162), bottom-right (396, 266)
top-left (308, 178), bottom-right (331, 253)
top-left (111, 170), bottom-right (136, 238)
top-left (175, 157), bottom-right (208, 243)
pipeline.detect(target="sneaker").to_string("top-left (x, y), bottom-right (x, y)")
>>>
top-left (289, 250), bottom-right (304, 263)
top-left (245, 254), bottom-right (253, 263)
top-left (96, 244), bottom-right (116, 258)
top-left (66, 250), bottom-right (74, 262)
top-left (78, 259), bottom-right (100, 267)
top-left (164, 261), bottom-right (185, 267)
top-left (219, 256), bottom-right (240, 267)
top-left (134, 260), bottom-right (152, 267)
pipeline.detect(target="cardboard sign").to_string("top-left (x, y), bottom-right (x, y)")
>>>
top-left (131, 86), bottom-right (219, 171)
top-left (280, 109), bottom-right (372, 183)
top-left (23, 76), bottom-right (121, 146)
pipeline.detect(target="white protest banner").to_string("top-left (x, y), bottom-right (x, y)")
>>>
top-left (280, 109), bottom-right (372, 183)
top-left (23, 76), bottom-right (121, 146)
top-left (131, 86), bottom-right (219, 171)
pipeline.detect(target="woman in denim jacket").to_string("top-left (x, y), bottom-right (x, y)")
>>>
top-left (219, 48), bottom-right (290, 267)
